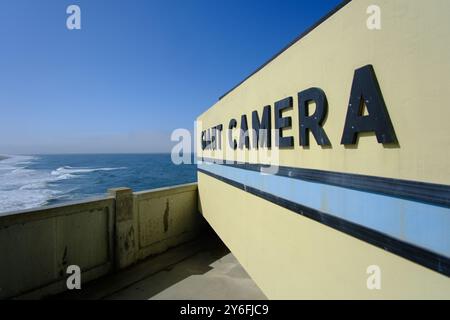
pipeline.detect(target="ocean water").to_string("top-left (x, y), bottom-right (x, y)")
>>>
top-left (0, 154), bottom-right (197, 215)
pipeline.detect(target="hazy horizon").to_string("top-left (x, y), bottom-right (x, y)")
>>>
top-left (0, 152), bottom-right (197, 156)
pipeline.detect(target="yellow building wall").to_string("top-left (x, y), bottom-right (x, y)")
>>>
top-left (199, 172), bottom-right (450, 299)
top-left (197, 0), bottom-right (450, 185)
top-left (196, 0), bottom-right (450, 299)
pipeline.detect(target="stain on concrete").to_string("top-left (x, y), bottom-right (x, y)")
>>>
top-left (164, 200), bottom-right (169, 233)
top-left (62, 246), bottom-right (68, 266)
top-left (123, 226), bottom-right (135, 252)
top-left (59, 246), bottom-right (68, 277)
top-left (124, 235), bottom-right (129, 251)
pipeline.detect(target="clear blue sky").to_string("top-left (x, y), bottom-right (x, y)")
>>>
top-left (0, 0), bottom-right (342, 154)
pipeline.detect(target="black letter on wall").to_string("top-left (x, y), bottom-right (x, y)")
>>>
top-left (341, 65), bottom-right (397, 145)
top-left (274, 97), bottom-right (294, 148)
top-left (239, 114), bottom-right (250, 149)
top-left (228, 119), bottom-right (237, 150)
top-left (215, 124), bottom-right (223, 150)
top-left (205, 129), bottom-right (211, 150)
top-left (252, 105), bottom-right (271, 149)
top-left (211, 127), bottom-right (217, 150)
top-left (298, 88), bottom-right (331, 146)
top-left (201, 131), bottom-right (206, 150)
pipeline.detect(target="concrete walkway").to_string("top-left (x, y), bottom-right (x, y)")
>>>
top-left (110, 252), bottom-right (266, 300)
top-left (53, 233), bottom-right (267, 300)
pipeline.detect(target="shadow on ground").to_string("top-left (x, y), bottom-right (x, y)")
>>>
top-left (51, 229), bottom-right (266, 300)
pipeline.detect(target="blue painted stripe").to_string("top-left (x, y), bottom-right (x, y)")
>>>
top-left (198, 162), bottom-right (450, 258)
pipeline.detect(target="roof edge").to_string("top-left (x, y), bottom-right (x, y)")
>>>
top-left (218, 0), bottom-right (352, 101)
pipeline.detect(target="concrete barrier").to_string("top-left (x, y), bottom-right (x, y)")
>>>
top-left (0, 197), bottom-right (115, 299)
top-left (133, 183), bottom-right (203, 261)
top-left (0, 182), bottom-right (202, 299)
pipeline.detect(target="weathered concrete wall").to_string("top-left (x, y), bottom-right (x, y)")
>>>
top-left (0, 198), bottom-right (115, 299)
top-left (109, 188), bottom-right (136, 270)
top-left (0, 182), bottom-right (202, 299)
top-left (134, 183), bottom-right (203, 261)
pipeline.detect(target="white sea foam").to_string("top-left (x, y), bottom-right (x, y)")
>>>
top-left (0, 157), bottom-right (127, 215)
top-left (51, 166), bottom-right (126, 176)
top-left (0, 155), bottom-right (58, 214)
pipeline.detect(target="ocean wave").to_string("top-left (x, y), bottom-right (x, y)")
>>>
top-left (0, 188), bottom-right (62, 213)
top-left (53, 173), bottom-right (78, 180)
top-left (0, 156), bottom-right (77, 214)
top-left (51, 166), bottom-right (127, 176)
top-left (19, 181), bottom-right (48, 190)
top-left (0, 156), bottom-right (128, 215)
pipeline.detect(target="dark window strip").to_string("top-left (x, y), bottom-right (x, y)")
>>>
top-left (198, 168), bottom-right (450, 277)
top-left (198, 158), bottom-right (450, 208)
